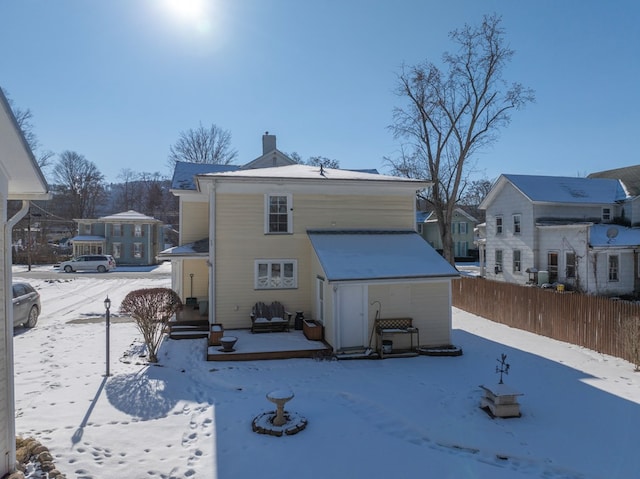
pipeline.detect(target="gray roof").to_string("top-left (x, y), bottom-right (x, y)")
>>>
top-left (308, 230), bottom-right (459, 282)
top-left (171, 161), bottom-right (240, 190)
top-left (502, 174), bottom-right (628, 204)
top-left (588, 165), bottom-right (640, 197)
top-left (157, 238), bottom-right (209, 258)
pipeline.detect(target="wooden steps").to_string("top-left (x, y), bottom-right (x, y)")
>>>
top-left (168, 319), bottom-right (209, 339)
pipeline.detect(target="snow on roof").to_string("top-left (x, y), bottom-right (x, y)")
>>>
top-left (503, 174), bottom-right (628, 204)
top-left (308, 230), bottom-right (459, 282)
top-left (99, 210), bottom-right (161, 222)
top-left (589, 224), bottom-right (640, 248)
top-left (201, 164), bottom-right (426, 184)
top-left (158, 238), bottom-right (209, 258)
top-left (171, 161), bottom-right (240, 190)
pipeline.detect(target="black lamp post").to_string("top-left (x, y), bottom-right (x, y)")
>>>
top-left (104, 296), bottom-right (111, 377)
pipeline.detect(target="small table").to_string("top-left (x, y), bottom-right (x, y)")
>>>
top-left (480, 384), bottom-right (523, 418)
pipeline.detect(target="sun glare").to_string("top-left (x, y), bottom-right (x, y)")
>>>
top-left (164, 0), bottom-right (207, 22)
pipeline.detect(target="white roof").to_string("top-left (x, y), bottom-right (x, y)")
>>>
top-left (99, 210), bottom-right (161, 222)
top-left (200, 164), bottom-right (428, 185)
top-left (308, 230), bottom-right (459, 282)
top-left (589, 224), bottom-right (640, 248)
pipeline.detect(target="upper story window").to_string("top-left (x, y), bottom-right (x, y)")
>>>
top-left (113, 224), bottom-right (122, 236)
top-left (82, 223), bottom-right (91, 235)
top-left (458, 222), bottom-right (468, 235)
top-left (255, 259), bottom-right (297, 289)
top-left (602, 207), bottom-right (612, 222)
top-left (496, 216), bottom-right (503, 235)
top-left (513, 214), bottom-right (521, 234)
top-left (265, 194), bottom-right (292, 234)
top-left (134, 224), bottom-right (142, 237)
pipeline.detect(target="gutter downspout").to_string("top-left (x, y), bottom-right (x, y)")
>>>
top-left (208, 182), bottom-right (216, 326)
top-left (4, 200), bottom-right (30, 473)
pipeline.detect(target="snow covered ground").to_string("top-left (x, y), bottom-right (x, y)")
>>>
top-left (11, 265), bottom-right (640, 479)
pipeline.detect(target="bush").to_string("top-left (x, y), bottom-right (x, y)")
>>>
top-left (120, 288), bottom-right (182, 363)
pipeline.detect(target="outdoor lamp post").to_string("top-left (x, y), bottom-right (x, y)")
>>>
top-left (104, 296), bottom-right (111, 377)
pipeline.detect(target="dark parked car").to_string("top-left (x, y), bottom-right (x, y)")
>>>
top-left (12, 282), bottom-right (40, 328)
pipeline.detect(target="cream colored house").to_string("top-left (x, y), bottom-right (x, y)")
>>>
top-left (0, 89), bottom-right (50, 476)
top-left (162, 134), bottom-right (459, 352)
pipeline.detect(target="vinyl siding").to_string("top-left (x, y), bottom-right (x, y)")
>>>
top-left (181, 201), bottom-right (209, 244)
top-left (369, 281), bottom-right (452, 348)
top-left (213, 192), bottom-right (415, 329)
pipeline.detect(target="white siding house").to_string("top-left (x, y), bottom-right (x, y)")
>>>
top-left (479, 174), bottom-right (640, 296)
top-left (0, 89), bottom-right (49, 476)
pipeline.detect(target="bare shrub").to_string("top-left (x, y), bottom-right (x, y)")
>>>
top-left (120, 288), bottom-right (182, 363)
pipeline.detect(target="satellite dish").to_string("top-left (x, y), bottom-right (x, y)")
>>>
top-left (606, 227), bottom-right (619, 243)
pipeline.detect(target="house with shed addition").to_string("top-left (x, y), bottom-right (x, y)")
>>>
top-left (0, 88), bottom-right (50, 477)
top-left (478, 172), bottom-right (640, 296)
top-left (160, 134), bottom-right (459, 353)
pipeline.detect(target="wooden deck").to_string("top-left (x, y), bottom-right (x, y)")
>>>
top-left (206, 329), bottom-right (332, 361)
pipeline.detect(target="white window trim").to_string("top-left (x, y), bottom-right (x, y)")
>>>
top-left (254, 259), bottom-right (298, 289)
top-left (112, 242), bottom-right (121, 259)
top-left (264, 193), bottom-right (293, 234)
top-left (608, 254), bottom-right (619, 282)
top-left (496, 216), bottom-right (503, 235)
top-left (513, 214), bottom-right (521, 235)
top-left (602, 207), bottom-right (612, 222)
top-left (513, 249), bottom-right (521, 273)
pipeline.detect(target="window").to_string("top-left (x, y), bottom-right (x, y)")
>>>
top-left (609, 254), bottom-right (619, 282)
top-left (134, 224), bottom-right (142, 237)
top-left (566, 251), bottom-right (576, 278)
top-left (255, 260), bottom-right (297, 289)
top-left (513, 250), bottom-right (521, 273)
top-left (133, 242), bottom-right (143, 259)
top-left (83, 223), bottom-right (91, 235)
top-left (416, 223), bottom-right (423, 234)
top-left (496, 216), bottom-right (503, 235)
top-left (265, 194), bottom-right (292, 233)
top-left (548, 251), bottom-right (559, 283)
top-left (495, 249), bottom-right (503, 273)
top-left (602, 207), bottom-right (612, 222)
top-left (513, 214), bottom-right (521, 234)
top-left (113, 224), bottom-right (121, 236)
top-left (459, 223), bottom-right (468, 235)
top-left (112, 243), bottom-right (121, 259)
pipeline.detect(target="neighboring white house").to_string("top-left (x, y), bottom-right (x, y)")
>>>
top-left (0, 88), bottom-right (50, 476)
top-left (478, 173), bottom-right (640, 296)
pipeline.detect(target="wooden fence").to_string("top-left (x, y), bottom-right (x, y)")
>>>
top-left (451, 276), bottom-right (640, 365)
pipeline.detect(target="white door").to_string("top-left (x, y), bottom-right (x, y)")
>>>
top-left (337, 284), bottom-right (367, 350)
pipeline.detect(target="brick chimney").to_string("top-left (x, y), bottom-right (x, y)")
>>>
top-left (262, 131), bottom-right (276, 155)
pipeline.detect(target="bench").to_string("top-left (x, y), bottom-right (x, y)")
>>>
top-left (250, 301), bottom-right (292, 333)
top-left (374, 318), bottom-right (420, 358)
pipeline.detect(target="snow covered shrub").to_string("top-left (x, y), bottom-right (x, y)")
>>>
top-left (120, 288), bottom-right (182, 363)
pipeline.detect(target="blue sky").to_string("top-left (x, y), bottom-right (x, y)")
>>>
top-left (1, 0), bottom-right (639, 184)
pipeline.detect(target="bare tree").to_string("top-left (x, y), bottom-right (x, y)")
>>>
top-left (52, 151), bottom-right (106, 219)
top-left (120, 288), bottom-right (183, 363)
top-left (167, 122), bottom-right (237, 170)
top-left (289, 152), bottom-right (340, 168)
top-left (114, 168), bottom-right (138, 212)
top-left (459, 178), bottom-right (494, 206)
top-left (387, 14), bottom-right (534, 264)
top-left (2, 88), bottom-right (55, 171)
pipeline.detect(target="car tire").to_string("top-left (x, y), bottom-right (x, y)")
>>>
top-left (97, 265), bottom-right (107, 273)
top-left (64, 265), bottom-right (73, 273)
top-left (25, 305), bottom-right (38, 328)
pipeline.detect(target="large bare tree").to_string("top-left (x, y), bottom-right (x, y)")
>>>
top-left (167, 122), bottom-right (238, 170)
top-left (52, 151), bottom-right (106, 219)
top-left (387, 14), bottom-right (534, 264)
